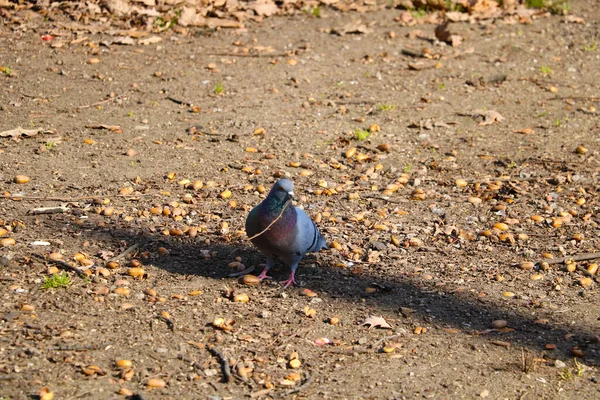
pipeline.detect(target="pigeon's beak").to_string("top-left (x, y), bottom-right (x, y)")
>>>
top-left (287, 191), bottom-right (295, 200)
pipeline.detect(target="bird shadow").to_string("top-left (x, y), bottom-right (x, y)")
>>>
top-left (42, 214), bottom-right (600, 367)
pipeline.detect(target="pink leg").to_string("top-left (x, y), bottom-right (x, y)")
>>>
top-left (279, 271), bottom-right (297, 289)
top-left (256, 267), bottom-right (272, 281)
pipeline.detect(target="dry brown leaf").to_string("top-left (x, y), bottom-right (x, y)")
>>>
top-left (435, 21), bottom-right (463, 47)
top-left (0, 127), bottom-right (52, 138)
top-left (332, 20), bottom-right (373, 36)
top-left (138, 36), bottom-right (162, 45)
top-left (252, 0), bottom-right (279, 17)
top-left (564, 15), bottom-right (585, 24)
top-left (514, 127), bottom-right (534, 135)
top-left (362, 315), bottom-right (392, 329)
top-left (178, 6), bottom-right (197, 26)
top-left (477, 110), bottom-right (505, 125)
top-left (395, 11), bottom-right (417, 27)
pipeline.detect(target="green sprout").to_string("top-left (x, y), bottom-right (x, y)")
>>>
top-left (377, 104), bottom-right (396, 111)
top-left (540, 66), bottom-right (552, 76)
top-left (43, 272), bottom-right (73, 289)
top-left (214, 82), bottom-right (224, 95)
top-left (354, 128), bottom-right (370, 141)
top-left (583, 42), bottom-right (596, 52)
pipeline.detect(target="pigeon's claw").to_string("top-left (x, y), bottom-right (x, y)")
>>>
top-left (279, 272), bottom-right (297, 289)
top-left (257, 268), bottom-right (272, 281)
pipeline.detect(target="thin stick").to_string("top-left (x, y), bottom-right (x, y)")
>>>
top-left (0, 193), bottom-right (157, 202)
top-left (30, 253), bottom-right (87, 278)
top-left (207, 345), bottom-right (232, 383)
top-left (206, 52), bottom-right (287, 58)
top-left (105, 243), bottom-right (140, 263)
top-left (47, 342), bottom-right (111, 351)
top-left (250, 388), bottom-right (274, 398)
top-left (280, 373), bottom-right (314, 397)
top-left (247, 200), bottom-right (291, 240)
top-left (542, 252), bottom-right (600, 265)
top-left (76, 98), bottom-right (112, 110)
top-left (371, 334), bottom-right (403, 349)
top-left (28, 206), bottom-right (69, 215)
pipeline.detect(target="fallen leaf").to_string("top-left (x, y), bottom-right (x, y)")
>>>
top-left (138, 36), bottom-right (162, 46)
top-left (0, 127), bottom-right (53, 138)
top-left (477, 110), bottom-right (505, 126)
top-left (514, 127), bottom-right (533, 134)
top-left (362, 315), bottom-right (392, 329)
top-left (85, 124), bottom-right (123, 133)
top-left (332, 20), bottom-right (372, 36)
top-left (178, 6), bottom-right (196, 26)
top-left (564, 15), bottom-right (584, 24)
top-left (252, 0), bottom-right (279, 17)
top-left (435, 21), bottom-right (463, 47)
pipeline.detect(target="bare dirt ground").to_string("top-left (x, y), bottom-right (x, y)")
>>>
top-left (2, 1), bottom-right (600, 399)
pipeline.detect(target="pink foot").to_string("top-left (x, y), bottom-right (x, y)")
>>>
top-left (256, 268), bottom-right (272, 281)
top-left (279, 272), bottom-right (297, 289)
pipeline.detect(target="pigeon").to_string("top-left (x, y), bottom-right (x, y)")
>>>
top-left (245, 179), bottom-right (328, 288)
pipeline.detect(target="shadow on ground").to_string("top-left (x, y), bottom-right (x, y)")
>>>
top-left (39, 213), bottom-right (600, 368)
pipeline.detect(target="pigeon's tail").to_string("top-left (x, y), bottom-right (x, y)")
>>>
top-left (307, 222), bottom-right (328, 253)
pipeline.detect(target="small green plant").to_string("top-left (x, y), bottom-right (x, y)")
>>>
top-left (508, 160), bottom-right (517, 169)
top-left (537, 111), bottom-right (549, 117)
top-left (127, 111), bottom-right (134, 117)
top-left (311, 6), bottom-right (321, 17)
top-left (438, 83), bottom-right (446, 90)
top-left (526, 0), bottom-right (546, 8)
top-left (550, 0), bottom-right (570, 14)
top-left (526, 0), bottom-right (570, 14)
top-left (410, 8), bottom-right (428, 18)
top-left (44, 141), bottom-right (55, 150)
top-left (583, 42), bottom-right (596, 52)
top-left (0, 66), bottom-right (12, 75)
top-left (554, 118), bottom-right (561, 127)
top-left (540, 66), bottom-right (552, 75)
top-left (377, 104), bottom-right (396, 111)
top-left (354, 128), bottom-right (370, 141)
top-left (43, 271), bottom-right (73, 289)
top-left (559, 358), bottom-right (585, 380)
top-left (214, 82), bottom-right (224, 95)
top-left (403, 164), bottom-right (413, 173)
top-left (153, 14), bottom-right (178, 30)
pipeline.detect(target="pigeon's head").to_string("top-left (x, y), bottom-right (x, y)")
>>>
top-left (270, 179), bottom-right (295, 202)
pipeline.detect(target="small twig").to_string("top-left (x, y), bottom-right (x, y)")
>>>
top-left (371, 334), bottom-right (403, 349)
top-left (47, 342), bottom-right (111, 351)
top-left (167, 96), bottom-right (193, 106)
top-left (542, 252), bottom-right (600, 266)
top-left (66, 391), bottom-right (93, 400)
top-left (280, 373), bottom-right (314, 397)
top-left (159, 314), bottom-right (175, 332)
top-left (362, 194), bottom-right (406, 204)
top-left (0, 193), bottom-right (157, 202)
top-left (105, 243), bottom-right (140, 264)
top-left (28, 206), bottom-right (69, 215)
top-left (206, 52), bottom-right (287, 58)
top-left (30, 253), bottom-right (87, 278)
top-left (548, 96), bottom-right (599, 102)
top-left (247, 200), bottom-right (291, 240)
top-left (250, 388), bottom-right (274, 398)
top-left (207, 345), bottom-right (232, 383)
top-left (0, 375), bottom-right (18, 380)
top-left (76, 98), bottom-right (112, 110)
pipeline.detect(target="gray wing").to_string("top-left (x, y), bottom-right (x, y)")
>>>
top-left (294, 208), bottom-right (328, 254)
